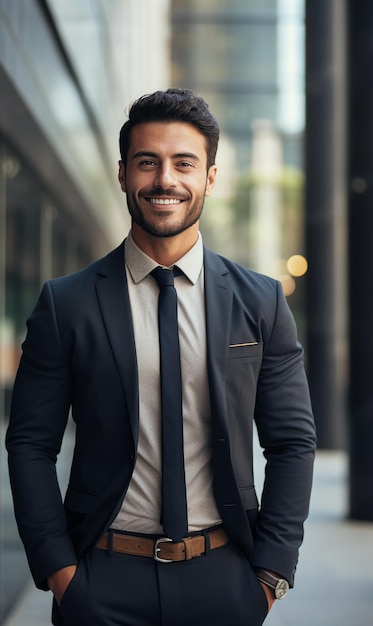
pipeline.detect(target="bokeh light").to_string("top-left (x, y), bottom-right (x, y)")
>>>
top-left (287, 254), bottom-right (308, 277)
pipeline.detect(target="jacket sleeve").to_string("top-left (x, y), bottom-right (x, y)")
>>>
top-left (252, 281), bottom-right (317, 585)
top-left (6, 281), bottom-right (78, 590)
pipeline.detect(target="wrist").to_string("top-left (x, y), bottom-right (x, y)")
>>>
top-left (255, 569), bottom-right (289, 600)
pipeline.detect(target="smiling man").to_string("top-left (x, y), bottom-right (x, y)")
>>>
top-left (118, 120), bottom-right (216, 261)
top-left (6, 88), bottom-right (316, 626)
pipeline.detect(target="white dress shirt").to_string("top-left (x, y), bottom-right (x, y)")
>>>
top-left (111, 232), bottom-right (221, 534)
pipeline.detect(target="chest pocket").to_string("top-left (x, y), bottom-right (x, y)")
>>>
top-left (228, 342), bottom-right (262, 359)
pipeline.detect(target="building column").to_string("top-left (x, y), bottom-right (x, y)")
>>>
top-left (347, 0), bottom-right (373, 521)
top-left (305, 0), bottom-right (348, 449)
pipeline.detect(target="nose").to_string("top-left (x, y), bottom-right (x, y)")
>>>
top-left (154, 162), bottom-right (176, 190)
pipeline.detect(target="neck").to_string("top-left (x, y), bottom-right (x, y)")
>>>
top-left (131, 224), bottom-right (199, 266)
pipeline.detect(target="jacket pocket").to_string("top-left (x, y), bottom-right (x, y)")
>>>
top-left (228, 343), bottom-right (263, 359)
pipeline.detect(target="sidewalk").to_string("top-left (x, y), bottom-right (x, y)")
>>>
top-left (3, 448), bottom-right (373, 626)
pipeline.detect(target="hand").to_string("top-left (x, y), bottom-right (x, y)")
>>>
top-left (259, 582), bottom-right (276, 613)
top-left (47, 565), bottom-right (77, 606)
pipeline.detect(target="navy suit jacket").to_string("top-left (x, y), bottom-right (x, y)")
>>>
top-left (6, 242), bottom-right (316, 593)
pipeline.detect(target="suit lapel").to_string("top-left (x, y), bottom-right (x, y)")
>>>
top-left (204, 248), bottom-right (232, 430)
top-left (95, 243), bottom-right (139, 444)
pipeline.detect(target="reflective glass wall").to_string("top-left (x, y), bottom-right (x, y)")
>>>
top-left (171, 0), bottom-right (307, 332)
top-left (0, 137), bottom-right (94, 621)
top-left (0, 0), bottom-right (170, 618)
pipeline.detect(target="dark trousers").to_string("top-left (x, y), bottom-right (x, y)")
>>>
top-left (57, 540), bottom-right (269, 626)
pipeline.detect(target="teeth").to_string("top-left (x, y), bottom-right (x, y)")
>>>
top-left (150, 198), bottom-right (181, 205)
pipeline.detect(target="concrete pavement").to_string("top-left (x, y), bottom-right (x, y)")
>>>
top-left (3, 447), bottom-right (373, 626)
top-left (265, 451), bottom-right (373, 626)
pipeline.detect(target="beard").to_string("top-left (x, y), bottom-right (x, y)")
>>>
top-left (126, 187), bottom-right (207, 238)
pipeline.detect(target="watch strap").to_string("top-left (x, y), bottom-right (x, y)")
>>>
top-left (255, 569), bottom-right (289, 599)
top-left (255, 569), bottom-right (279, 590)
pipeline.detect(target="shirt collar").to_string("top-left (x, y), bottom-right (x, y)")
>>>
top-left (124, 231), bottom-right (203, 285)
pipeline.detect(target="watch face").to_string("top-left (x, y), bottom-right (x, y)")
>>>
top-left (275, 579), bottom-right (289, 599)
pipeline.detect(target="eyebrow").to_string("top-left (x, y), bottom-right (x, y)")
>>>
top-left (131, 150), bottom-right (201, 162)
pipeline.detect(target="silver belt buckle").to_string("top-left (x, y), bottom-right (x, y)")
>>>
top-left (154, 537), bottom-right (173, 563)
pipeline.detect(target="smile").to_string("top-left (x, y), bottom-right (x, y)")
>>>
top-left (149, 198), bottom-right (182, 205)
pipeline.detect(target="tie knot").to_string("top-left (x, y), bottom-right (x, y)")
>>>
top-left (151, 266), bottom-right (180, 287)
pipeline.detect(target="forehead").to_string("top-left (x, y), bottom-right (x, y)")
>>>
top-left (128, 121), bottom-right (208, 160)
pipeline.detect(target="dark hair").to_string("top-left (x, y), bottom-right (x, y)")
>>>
top-left (119, 88), bottom-right (219, 169)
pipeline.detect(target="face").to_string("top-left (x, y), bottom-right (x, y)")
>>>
top-left (118, 122), bottom-right (217, 241)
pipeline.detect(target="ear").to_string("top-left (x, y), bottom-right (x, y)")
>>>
top-left (205, 165), bottom-right (217, 197)
top-left (118, 160), bottom-right (126, 192)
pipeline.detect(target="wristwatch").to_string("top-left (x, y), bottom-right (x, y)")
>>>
top-left (256, 569), bottom-right (289, 600)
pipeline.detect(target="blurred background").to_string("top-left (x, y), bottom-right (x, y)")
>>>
top-left (0, 0), bottom-right (372, 624)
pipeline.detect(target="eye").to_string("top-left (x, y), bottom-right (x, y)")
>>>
top-left (139, 159), bottom-right (156, 166)
top-left (137, 159), bottom-right (158, 169)
top-left (177, 161), bottom-right (193, 168)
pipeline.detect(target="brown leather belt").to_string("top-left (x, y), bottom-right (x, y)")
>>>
top-left (96, 528), bottom-right (228, 563)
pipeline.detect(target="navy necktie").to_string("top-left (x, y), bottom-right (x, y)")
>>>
top-left (151, 266), bottom-right (188, 541)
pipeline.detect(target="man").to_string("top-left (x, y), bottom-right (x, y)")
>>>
top-left (6, 88), bottom-right (316, 626)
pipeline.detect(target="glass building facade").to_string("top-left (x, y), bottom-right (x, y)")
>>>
top-left (0, 135), bottom-right (94, 618)
top-left (172, 0), bottom-right (305, 170)
top-left (172, 0), bottom-right (279, 170)
top-left (171, 0), bottom-right (306, 303)
top-left (0, 0), bottom-right (170, 621)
